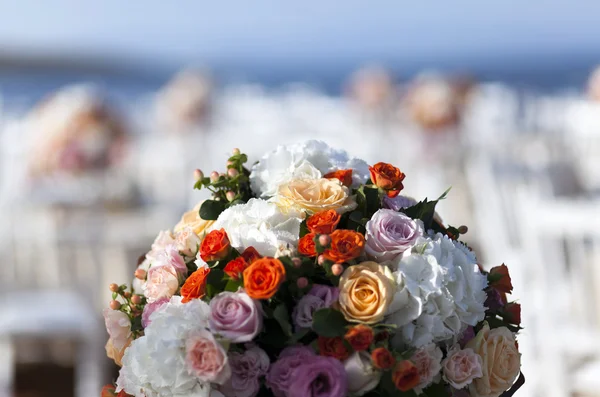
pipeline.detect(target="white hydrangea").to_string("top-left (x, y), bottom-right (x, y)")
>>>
top-left (116, 296), bottom-right (214, 397)
top-left (249, 140), bottom-right (370, 197)
top-left (389, 233), bottom-right (487, 348)
top-left (210, 198), bottom-right (302, 257)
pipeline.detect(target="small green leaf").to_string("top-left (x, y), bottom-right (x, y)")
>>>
top-left (290, 328), bottom-right (311, 343)
top-left (312, 308), bottom-right (348, 337)
top-left (299, 219), bottom-right (310, 237)
top-left (205, 268), bottom-right (226, 297)
top-left (224, 278), bottom-right (243, 292)
top-left (273, 304), bottom-right (293, 337)
top-left (200, 200), bottom-right (226, 220)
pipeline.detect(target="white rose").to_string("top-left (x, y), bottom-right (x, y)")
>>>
top-left (176, 226), bottom-right (201, 257)
top-left (210, 198), bottom-right (302, 257)
top-left (343, 352), bottom-right (381, 396)
top-left (250, 140), bottom-right (369, 197)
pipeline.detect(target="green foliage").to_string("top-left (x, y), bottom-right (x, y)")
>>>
top-left (421, 382), bottom-right (450, 397)
top-left (273, 304), bottom-right (293, 337)
top-left (200, 199), bottom-right (227, 220)
top-left (357, 185), bottom-right (382, 218)
top-left (205, 268), bottom-right (226, 298)
top-left (402, 187), bottom-right (451, 229)
top-left (312, 308), bottom-right (348, 337)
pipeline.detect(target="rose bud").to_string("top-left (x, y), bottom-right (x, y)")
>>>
top-left (318, 336), bottom-right (350, 361)
top-left (131, 295), bottom-right (142, 305)
top-left (392, 360), bottom-right (420, 391)
top-left (489, 264), bottom-right (513, 294)
top-left (123, 291), bottom-right (131, 299)
top-left (297, 277), bottom-right (309, 289)
top-left (109, 300), bottom-right (121, 310)
top-left (331, 264), bottom-right (344, 276)
top-left (227, 168), bottom-right (239, 178)
top-left (193, 169), bottom-right (204, 182)
top-left (458, 225), bottom-right (468, 234)
top-left (344, 325), bottom-right (374, 351)
top-left (210, 171), bottom-right (219, 183)
top-left (317, 255), bottom-right (326, 266)
top-left (318, 234), bottom-right (331, 247)
top-left (292, 257), bottom-right (303, 268)
top-left (226, 191), bottom-right (236, 202)
top-left (503, 302), bottom-right (521, 325)
top-left (109, 283), bottom-right (119, 292)
top-left (369, 162), bottom-right (406, 198)
top-left (372, 347), bottom-right (395, 369)
top-left (134, 268), bottom-right (147, 280)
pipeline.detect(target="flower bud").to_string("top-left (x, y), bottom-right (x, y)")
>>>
top-left (193, 169), bottom-right (204, 182)
top-left (131, 295), bottom-right (142, 305)
top-left (109, 300), bottom-right (121, 310)
top-left (458, 225), bottom-right (468, 234)
top-left (297, 277), bottom-right (309, 289)
top-left (210, 171), bottom-right (219, 183)
top-left (227, 160), bottom-right (234, 166)
top-left (134, 268), bottom-right (147, 280)
top-left (123, 291), bottom-right (131, 299)
top-left (317, 255), bottom-right (326, 266)
top-left (331, 264), bottom-right (344, 276)
top-left (109, 283), bottom-right (119, 292)
top-left (318, 234), bottom-right (331, 247)
top-left (227, 168), bottom-right (239, 178)
top-left (232, 148), bottom-right (241, 156)
top-left (292, 257), bottom-right (303, 268)
top-left (226, 191), bottom-right (236, 202)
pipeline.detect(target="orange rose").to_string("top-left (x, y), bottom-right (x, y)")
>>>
top-left (344, 325), bottom-right (374, 351)
top-left (503, 302), bottom-right (521, 325)
top-left (489, 264), bottom-right (513, 294)
top-left (318, 336), bottom-right (351, 361)
top-left (101, 385), bottom-right (132, 397)
top-left (181, 267), bottom-right (210, 303)
top-left (392, 360), bottom-right (420, 392)
top-left (369, 162), bottom-right (406, 198)
top-left (224, 257), bottom-right (249, 281)
top-left (324, 169), bottom-right (353, 187)
top-left (306, 210), bottom-right (341, 234)
top-left (199, 229), bottom-right (230, 262)
top-left (323, 230), bottom-right (365, 263)
top-left (241, 246), bottom-right (261, 264)
top-left (371, 347), bottom-right (395, 370)
top-left (298, 233), bottom-right (318, 257)
top-left (243, 257), bottom-right (286, 300)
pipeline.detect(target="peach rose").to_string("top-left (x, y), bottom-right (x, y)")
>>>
top-left (175, 226), bottom-right (201, 257)
top-left (466, 324), bottom-right (521, 397)
top-left (105, 337), bottom-right (132, 367)
top-left (103, 308), bottom-right (132, 365)
top-left (276, 178), bottom-right (357, 216)
top-left (338, 261), bottom-right (394, 324)
top-left (174, 201), bottom-right (215, 237)
top-left (143, 265), bottom-right (180, 302)
top-left (442, 345), bottom-right (483, 390)
top-left (185, 329), bottom-right (231, 384)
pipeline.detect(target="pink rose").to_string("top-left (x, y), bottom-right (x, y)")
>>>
top-left (154, 244), bottom-right (188, 278)
top-left (141, 297), bottom-right (169, 328)
top-left (103, 308), bottom-right (132, 351)
top-left (146, 231), bottom-right (176, 262)
top-left (365, 209), bottom-right (423, 262)
top-left (143, 265), bottom-right (179, 302)
top-left (176, 227), bottom-right (201, 257)
top-left (185, 329), bottom-right (231, 384)
top-left (442, 346), bottom-right (483, 390)
top-left (411, 343), bottom-right (443, 392)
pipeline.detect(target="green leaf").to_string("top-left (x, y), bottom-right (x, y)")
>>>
top-left (224, 278), bottom-right (243, 292)
top-left (312, 308), bottom-right (348, 337)
top-left (273, 304), bottom-right (293, 337)
top-left (205, 268), bottom-right (226, 297)
top-left (200, 200), bottom-right (226, 220)
top-left (299, 219), bottom-right (310, 237)
top-left (290, 328), bottom-right (311, 343)
top-left (130, 315), bottom-right (143, 332)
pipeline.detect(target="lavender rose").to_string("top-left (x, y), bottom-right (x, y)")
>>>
top-left (288, 355), bottom-right (347, 397)
top-left (220, 345), bottom-right (270, 397)
top-left (293, 285), bottom-right (339, 330)
top-left (266, 346), bottom-right (316, 397)
top-left (382, 195), bottom-right (418, 211)
top-left (210, 291), bottom-right (263, 342)
top-left (365, 209), bottom-right (423, 262)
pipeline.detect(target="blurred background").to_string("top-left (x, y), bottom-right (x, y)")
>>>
top-left (1, 1), bottom-right (599, 396)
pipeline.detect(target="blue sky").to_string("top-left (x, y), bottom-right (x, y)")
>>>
top-left (0, 0), bottom-right (599, 66)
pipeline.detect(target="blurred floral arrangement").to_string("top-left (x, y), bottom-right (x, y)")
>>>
top-left (28, 85), bottom-right (128, 177)
top-left (101, 141), bottom-right (523, 397)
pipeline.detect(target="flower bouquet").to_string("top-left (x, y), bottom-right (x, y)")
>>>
top-left (102, 141), bottom-right (523, 397)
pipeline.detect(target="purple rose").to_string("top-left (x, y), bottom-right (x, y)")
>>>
top-left (141, 297), bottom-right (169, 328)
top-left (382, 195), bottom-right (418, 211)
top-left (266, 346), bottom-right (316, 397)
top-left (210, 291), bottom-right (263, 342)
top-left (288, 356), bottom-right (347, 397)
top-left (365, 209), bottom-right (423, 262)
top-left (293, 285), bottom-right (339, 330)
top-left (220, 345), bottom-right (270, 397)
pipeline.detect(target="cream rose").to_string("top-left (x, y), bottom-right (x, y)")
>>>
top-left (442, 345), bottom-right (483, 390)
top-left (338, 261), bottom-right (394, 324)
top-left (275, 178), bottom-right (357, 216)
top-left (175, 226), bottom-right (201, 257)
top-left (466, 324), bottom-right (521, 397)
top-left (174, 201), bottom-right (215, 237)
